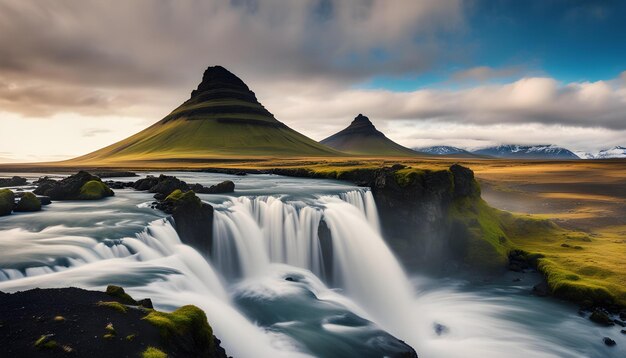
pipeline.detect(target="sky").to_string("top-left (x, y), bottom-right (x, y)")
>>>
top-left (1, 0), bottom-right (626, 162)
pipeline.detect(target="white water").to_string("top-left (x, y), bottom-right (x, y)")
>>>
top-left (0, 174), bottom-right (622, 357)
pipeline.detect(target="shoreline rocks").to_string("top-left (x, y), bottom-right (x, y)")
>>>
top-left (0, 286), bottom-right (228, 357)
top-left (0, 176), bottom-right (27, 187)
top-left (34, 171), bottom-right (114, 200)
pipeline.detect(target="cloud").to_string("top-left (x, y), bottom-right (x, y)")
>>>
top-left (450, 66), bottom-right (522, 82)
top-left (260, 75), bottom-right (626, 141)
top-left (0, 1), bottom-right (463, 90)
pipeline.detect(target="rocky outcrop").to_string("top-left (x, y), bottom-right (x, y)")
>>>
top-left (131, 175), bottom-right (235, 198)
top-left (0, 176), bottom-right (27, 187)
top-left (0, 286), bottom-right (228, 358)
top-left (156, 190), bottom-right (214, 255)
top-left (360, 165), bottom-right (480, 271)
top-left (34, 171), bottom-right (114, 200)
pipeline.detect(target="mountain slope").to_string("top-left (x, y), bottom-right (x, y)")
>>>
top-left (68, 66), bottom-right (340, 165)
top-left (472, 145), bottom-right (580, 160)
top-left (320, 114), bottom-right (418, 156)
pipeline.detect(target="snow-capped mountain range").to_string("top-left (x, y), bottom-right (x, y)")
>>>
top-left (472, 145), bottom-right (580, 159)
top-left (576, 146), bottom-right (626, 159)
top-left (414, 146), bottom-right (471, 155)
top-left (417, 144), bottom-right (626, 159)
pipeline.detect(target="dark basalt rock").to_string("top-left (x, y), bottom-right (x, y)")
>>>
top-left (93, 171), bottom-right (137, 178)
top-left (132, 175), bottom-right (234, 197)
top-left (0, 287), bottom-right (228, 358)
top-left (450, 164), bottom-right (480, 198)
top-left (33, 171), bottom-right (114, 200)
top-left (156, 190), bottom-right (214, 255)
top-left (190, 180), bottom-right (235, 194)
top-left (104, 180), bottom-right (134, 190)
top-left (0, 176), bottom-right (27, 187)
top-left (590, 309), bottom-right (614, 326)
top-left (317, 219), bottom-right (334, 285)
top-left (603, 337), bottom-right (616, 346)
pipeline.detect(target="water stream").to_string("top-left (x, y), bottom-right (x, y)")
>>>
top-left (0, 172), bottom-right (623, 357)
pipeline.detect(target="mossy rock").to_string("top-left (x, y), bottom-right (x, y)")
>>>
top-left (165, 189), bottom-right (201, 206)
top-left (0, 189), bottom-right (14, 216)
top-left (142, 346), bottom-right (168, 358)
top-left (14, 192), bottom-right (41, 212)
top-left (105, 285), bottom-right (137, 305)
top-left (79, 180), bottom-right (114, 200)
top-left (143, 305), bottom-right (214, 355)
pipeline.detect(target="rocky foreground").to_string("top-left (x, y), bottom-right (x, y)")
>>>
top-left (0, 286), bottom-right (229, 358)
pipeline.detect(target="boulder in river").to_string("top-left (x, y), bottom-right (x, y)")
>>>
top-left (603, 337), bottom-right (616, 346)
top-left (590, 309), bottom-right (614, 326)
top-left (14, 192), bottom-right (41, 212)
top-left (0, 189), bottom-right (15, 216)
top-left (190, 180), bottom-right (235, 194)
top-left (157, 189), bottom-right (214, 255)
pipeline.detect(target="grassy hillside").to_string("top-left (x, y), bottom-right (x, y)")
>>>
top-left (65, 66), bottom-right (341, 166)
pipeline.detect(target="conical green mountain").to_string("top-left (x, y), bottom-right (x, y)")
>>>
top-left (69, 66), bottom-right (340, 165)
top-left (320, 114), bottom-right (418, 156)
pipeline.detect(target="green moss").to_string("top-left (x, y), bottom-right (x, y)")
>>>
top-left (14, 192), bottom-right (41, 212)
top-left (106, 285), bottom-right (137, 305)
top-left (165, 189), bottom-right (202, 208)
top-left (143, 305), bottom-right (213, 353)
top-left (97, 301), bottom-right (128, 313)
top-left (0, 188), bottom-right (15, 216)
top-left (34, 335), bottom-right (57, 349)
top-left (538, 259), bottom-right (615, 305)
top-left (105, 322), bottom-right (116, 335)
top-left (448, 197), bottom-right (510, 271)
top-left (393, 168), bottom-right (426, 187)
top-left (78, 180), bottom-right (114, 200)
top-left (142, 346), bottom-right (168, 358)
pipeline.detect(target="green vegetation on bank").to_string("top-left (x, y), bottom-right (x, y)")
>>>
top-left (449, 190), bottom-right (626, 307)
top-left (142, 346), bottom-right (168, 358)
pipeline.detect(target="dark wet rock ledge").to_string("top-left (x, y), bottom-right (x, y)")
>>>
top-left (0, 286), bottom-right (229, 358)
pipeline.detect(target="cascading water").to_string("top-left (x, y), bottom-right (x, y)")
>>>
top-left (0, 172), bottom-right (622, 358)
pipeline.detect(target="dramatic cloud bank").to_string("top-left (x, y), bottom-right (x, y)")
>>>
top-left (0, 1), bottom-right (624, 161)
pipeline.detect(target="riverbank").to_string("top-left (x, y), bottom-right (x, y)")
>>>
top-left (0, 286), bottom-right (228, 358)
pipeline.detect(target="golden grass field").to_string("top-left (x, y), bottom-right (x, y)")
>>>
top-left (1, 155), bottom-right (625, 305)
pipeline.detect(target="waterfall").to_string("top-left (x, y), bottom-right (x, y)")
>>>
top-left (0, 219), bottom-right (309, 358)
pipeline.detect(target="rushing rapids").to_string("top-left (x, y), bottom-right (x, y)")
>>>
top-left (0, 172), bottom-right (623, 357)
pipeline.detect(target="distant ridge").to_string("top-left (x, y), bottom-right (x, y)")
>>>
top-left (320, 114), bottom-right (419, 156)
top-left (578, 146), bottom-right (626, 159)
top-left (472, 144), bottom-right (579, 159)
top-left (67, 66), bottom-right (340, 166)
top-left (414, 145), bottom-right (479, 158)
